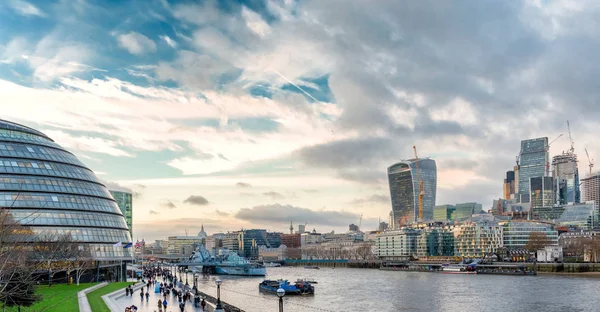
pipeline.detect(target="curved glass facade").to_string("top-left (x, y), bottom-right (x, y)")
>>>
top-left (388, 158), bottom-right (437, 227)
top-left (0, 120), bottom-right (132, 260)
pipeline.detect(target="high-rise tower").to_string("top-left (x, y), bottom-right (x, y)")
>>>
top-left (518, 137), bottom-right (549, 203)
top-left (552, 152), bottom-right (580, 205)
top-left (387, 158), bottom-right (437, 227)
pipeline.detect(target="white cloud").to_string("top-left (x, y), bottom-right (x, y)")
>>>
top-left (7, 0), bottom-right (46, 17)
top-left (160, 35), bottom-right (177, 48)
top-left (117, 32), bottom-right (157, 55)
top-left (241, 6), bottom-right (271, 38)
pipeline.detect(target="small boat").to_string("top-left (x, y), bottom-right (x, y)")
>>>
top-left (304, 266), bottom-right (320, 270)
top-left (263, 262), bottom-right (282, 267)
top-left (440, 264), bottom-right (477, 274)
top-left (259, 279), bottom-right (315, 295)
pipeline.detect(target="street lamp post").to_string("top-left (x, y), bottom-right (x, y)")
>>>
top-left (215, 279), bottom-right (223, 312)
top-left (277, 287), bottom-right (285, 312)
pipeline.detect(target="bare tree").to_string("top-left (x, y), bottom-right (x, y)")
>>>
top-left (525, 232), bottom-right (552, 252)
top-left (356, 243), bottom-right (374, 260)
top-left (0, 209), bottom-right (40, 310)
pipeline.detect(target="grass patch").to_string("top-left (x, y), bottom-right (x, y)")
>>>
top-left (1, 283), bottom-right (97, 312)
top-left (86, 282), bottom-right (130, 312)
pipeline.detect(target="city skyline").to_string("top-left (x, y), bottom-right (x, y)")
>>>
top-left (2, 0), bottom-right (600, 241)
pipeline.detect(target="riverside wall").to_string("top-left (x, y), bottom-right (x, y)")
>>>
top-left (526, 263), bottom-right (600, 273)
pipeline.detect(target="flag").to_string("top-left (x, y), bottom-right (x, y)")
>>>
top-left (113, 241), bottom-right (122, 247)
top-left (135, 240), bottom-right (142, 249)
top-left (123, 242), bottom-right (133, 248)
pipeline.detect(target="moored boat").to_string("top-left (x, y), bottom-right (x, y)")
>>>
top-left (440, 264), bottom-right (477, 274)
top-left (259, 279), bottom-right (315, 295)
top-left (304, 266), bottom-right (320, 270)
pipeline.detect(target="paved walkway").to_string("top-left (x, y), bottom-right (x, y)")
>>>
top-left (113, 282), bottom-right (214, 312)
top-left (78, 282), bottom-right (108, 312)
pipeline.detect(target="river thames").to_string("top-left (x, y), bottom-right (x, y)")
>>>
top-left (189, 267), bottom-right (600, 312)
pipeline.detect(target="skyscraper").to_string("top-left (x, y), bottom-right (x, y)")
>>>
top-left (518, 137), bottom-right (549, 203)
top-left (388, 158), bottom-right (437, 227)
top-left (552, 152), bottom-right (580, 205)
top-left (503, 170), bottom-right (516, 200)
top-left (530, 176), bottom-right (554, 208)
top-left (110, 189), bottom-right (133, 238)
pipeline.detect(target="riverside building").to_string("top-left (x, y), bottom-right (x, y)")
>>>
top-left (500, 220), bottom-right (558, 250)
top-left (0, 120), bottom-right (132, 278)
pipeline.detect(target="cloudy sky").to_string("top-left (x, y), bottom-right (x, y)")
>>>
top-left (1, 0), bottom-right (599, 241)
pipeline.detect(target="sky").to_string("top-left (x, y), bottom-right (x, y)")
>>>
top-left (1, 0), bottom-right (600, 242)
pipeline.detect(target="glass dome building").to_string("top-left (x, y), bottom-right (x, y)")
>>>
top-left (0, 119), bottom-right (132, 261)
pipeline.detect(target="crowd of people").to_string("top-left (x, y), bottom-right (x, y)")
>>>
top-left (123, 265), bottom-right (209, 312)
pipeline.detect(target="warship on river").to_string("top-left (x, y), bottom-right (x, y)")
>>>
top-left (185, 245), bottom-right (266, 276)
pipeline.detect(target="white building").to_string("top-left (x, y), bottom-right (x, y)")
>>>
top-left (375, 229), bottom-right (426, 261)
top-left (537, 246), bottom-right (563, 262)
top-left (300, 232), bottom-right (323, 246)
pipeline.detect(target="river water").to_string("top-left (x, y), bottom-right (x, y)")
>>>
top-left (189, 267), bottom-right (600, 312)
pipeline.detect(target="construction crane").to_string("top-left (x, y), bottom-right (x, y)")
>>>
top-left (413, 145), bottom-right (424, 221)
top-left (585, 148), bottom-right (594, 174)
top-left (546, 134), bottom-right (564, 176)
top-left (567, 120), bottom-right (575, 153)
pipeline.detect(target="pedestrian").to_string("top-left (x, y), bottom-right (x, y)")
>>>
top-left (140, 289), bottom-right (144, 301)
top-left (163, 299), bottom-right (168, 310)
top-left (129, 286), bottom-right (134, 297)
top-left (125, 286), bottom-right (130, 296)
top-left (179, 301), bottom-right (185, 312)
top-left (145, 291), bottom-right (150, 302)
top-left (158, 299), bottom-right (163, 311)
top-left (201, 298), bottom-right (206, 311)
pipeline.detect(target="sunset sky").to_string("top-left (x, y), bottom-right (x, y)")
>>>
top-left (1, 0), bottom-right (599, 241)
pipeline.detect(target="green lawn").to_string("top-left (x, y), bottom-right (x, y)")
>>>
top-left (86, 282), bottom-right (130, 312)
top-left (2, 283), bottom-right (97, 312)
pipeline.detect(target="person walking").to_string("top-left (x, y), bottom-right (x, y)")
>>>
top-left (200, 298), bottom-right (206, 311)
top-left (145, 291), bottom-right (149, 302)
top-left (140, 289), bottom-right (144, 301)
top-left (158, 299), bottom-right (163, 311)
top-left (179, 301), bottom-right (185, 312)
top-left (125, 286), bottom-right (129, 297)
top-left (162, 298), bottom-right (168, 311)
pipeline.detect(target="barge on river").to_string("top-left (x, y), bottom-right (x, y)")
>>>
top-left (380, 261), bottom-right (536, 276)
top-left (259, 279), bottom-right (315, 295)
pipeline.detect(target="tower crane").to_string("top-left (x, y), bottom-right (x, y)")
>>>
top-left (585, 148), bottom-right (594, 174)
top-left (413, 145), bottom-right (424, 221)
top-left (567, 120), bottom-right (575, 153)
top-left (546, 134), bottom-right (564, 176)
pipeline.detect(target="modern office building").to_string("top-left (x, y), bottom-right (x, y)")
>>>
top-left (518, 137), bottom-right (549, 203)
top-left (109, 189), bottom-right (133, 238)
top-left (166, 235), bottom-right (204, 255)
top-left (501, 220), bottom-right (558, 250)
top-left (534, 203), bottom-right (598, 230)
top-left (530, 176), bottom-right (554, 208)
top-left (433, 204), bottom-right (456, 221)
top-left (552, 152), bottom-right (580, 205)
top-left (0, 120), bottom-right (132, 269)
top-left (453, 220), bottom-right (503, 258)
top-left (297, 224), bottom-right (306, 234)
top-left (503, 170), bottom-right (516, 200)
top-left (582, 172), bottom-right (600, 209)
top-left (388, 158), bottom-right (437, 226)
top-left (453, 202), bottom-right (483, 220)
top-left (238, 229), bottom-right (282, 259)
